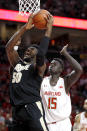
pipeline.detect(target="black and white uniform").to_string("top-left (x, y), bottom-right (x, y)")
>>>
top-left (9, 36), bottom-right (50, 131)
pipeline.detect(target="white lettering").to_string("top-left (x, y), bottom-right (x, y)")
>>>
top-left (12, 63), bottom-right (30, 84)
top-left (15, 64), bottom-right (30, 72)
top-left (12, 72), bottom-right (22, 83)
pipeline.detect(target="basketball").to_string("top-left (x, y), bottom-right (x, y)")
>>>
top-left (33, 9), bottom-right (50, 29)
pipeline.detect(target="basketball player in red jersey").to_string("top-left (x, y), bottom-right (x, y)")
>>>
top-left (6, 13), bottom-right (53, 131)
top-left (40, 44), bottom-right (83, 131)
top-left (73, 99), bottom-right (87, 131)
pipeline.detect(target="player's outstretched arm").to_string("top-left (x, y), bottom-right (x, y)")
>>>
top-left (6, 14), bottom-right (34, 67)
top-left (60, 44), bottom-right (83, 92)
top-left (73, 114), bottom-right (81, 131)
top-left (36, 14), bottom-right (53, 77)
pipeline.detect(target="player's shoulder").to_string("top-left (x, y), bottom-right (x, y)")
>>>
top-left (75, 113), bottom-right (81, 123)
top-left (59, 77), bottom-right (64, 80)
top-left (41, 76), bottom-right (50, 85)
top-left (59, 77), bottom-right (64, 83)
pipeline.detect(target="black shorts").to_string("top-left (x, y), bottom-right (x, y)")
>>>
top-left (10, 101), bottom-right (48, 131)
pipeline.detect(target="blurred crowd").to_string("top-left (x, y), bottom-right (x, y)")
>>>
top-left (0, 1), bottom-right (87, 130)
top-left (41, 0), bottom-right (87, 19)
top-left (0, 0), bottom-right (87, 19)
top-left (0, 38), bottom-right (12, 131)
top-left (0, 36), bottom-right (87, 130)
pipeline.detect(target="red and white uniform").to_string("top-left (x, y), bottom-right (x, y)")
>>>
top-left (40, 76), bottom-right (72, 131)
top-left (80, 112), bottom-right (87, 131)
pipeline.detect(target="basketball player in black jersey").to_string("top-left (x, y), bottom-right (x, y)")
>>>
top-left (6, 13), bottom-right (53, 131)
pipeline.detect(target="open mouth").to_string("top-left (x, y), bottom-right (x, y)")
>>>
top-left (24, 57), bottom-right (31, 62)
top-left (25, 54), bottom-right (31, 58)
top-left (50, 67), bottom-right (55, 71)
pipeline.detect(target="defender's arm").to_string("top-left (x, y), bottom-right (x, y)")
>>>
top-left (61, 45), bottom-right (83, 92)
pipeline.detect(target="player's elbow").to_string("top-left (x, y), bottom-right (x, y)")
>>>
top-left (5, 42), bottom-right (10, 52)
top-left (77, 66), bottom-right (83, 76)
top-left (79, 66), bottom-right (83, 74)
top-left (5, 41), bottom-right (13, 53)
top-left (5, 44), bottom-right (9, 54)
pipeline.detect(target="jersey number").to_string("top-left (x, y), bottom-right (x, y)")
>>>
top-left (48, 97), bottom-right (57, 109)
top-left (12, 72), bottom-right (22, 83)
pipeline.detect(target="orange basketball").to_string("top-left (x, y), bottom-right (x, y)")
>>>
top-left (33, 9), bottom-right (50, 29)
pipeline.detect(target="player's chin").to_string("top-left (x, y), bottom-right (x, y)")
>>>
top-left (49, 68), bottom-right (55, 74)
top-left (24, 56), bottom-right (31, 62)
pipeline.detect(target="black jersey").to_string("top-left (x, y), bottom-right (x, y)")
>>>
top-left (9, 60), bottom-right (42, 106)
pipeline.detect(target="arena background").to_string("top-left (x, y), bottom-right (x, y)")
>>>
top-left (0, 0), bottom-right (87, 130)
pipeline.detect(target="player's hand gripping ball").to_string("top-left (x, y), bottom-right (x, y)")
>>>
top-left (33, 9), bottom-right (51, 29)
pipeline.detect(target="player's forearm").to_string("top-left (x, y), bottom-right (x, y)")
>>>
top-left (36, 26), bottom-right (52, 66)
top-left (63, 51), bottom-right (83, 73)
top-left (6, 24), bottom-right (27, 51)
top-left (38, 36), bottom-right (50, 55)
top-left (38, 25), bottom-right (52, 55)
top-left (36, 36), bottom-right (50, 66)
top-left (45, 25), bottom-right (52, 38)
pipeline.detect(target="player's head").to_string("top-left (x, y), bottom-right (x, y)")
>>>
top-left (48, 58), bottom-right (64, 75)
top-left (23, 44), bottom-right (39, 62)
top-left (83, 99), bottom-right (87, 111)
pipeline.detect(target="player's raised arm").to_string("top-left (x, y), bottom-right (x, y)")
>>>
top-left (5, 14), bottom-right (34, 67)
top-left (36, 14), bottom-right (53, 76)
top-left (45, 14), bottom-right (53, 38)
top-left (73, 114), bottom-right (81, 131)
top-left (60, 44), bottom-right (83, 92)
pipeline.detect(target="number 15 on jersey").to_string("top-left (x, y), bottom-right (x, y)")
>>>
top-left (48, 97), bottom-right (57, 109)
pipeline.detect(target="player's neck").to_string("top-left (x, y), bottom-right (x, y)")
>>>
top-left (23, 57), bottom-right (35, 64)
top-left (50, 75), bottom-right (60, 86)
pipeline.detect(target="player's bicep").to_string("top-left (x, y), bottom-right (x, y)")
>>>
top-left (6, 49), bottom-right (19, 67)
top-left (65, 70), bottom-right (81, 90)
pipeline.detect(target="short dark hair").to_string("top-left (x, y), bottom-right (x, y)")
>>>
top-left (53, 58), bottom-right (64, 70)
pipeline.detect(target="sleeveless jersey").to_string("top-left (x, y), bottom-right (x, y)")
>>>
top-left (9, 60), bottom-right (42, 106)
top-left (80, 112), bottom-right (87, 131)
top-left (40, 76), bottom-right (72, 123)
